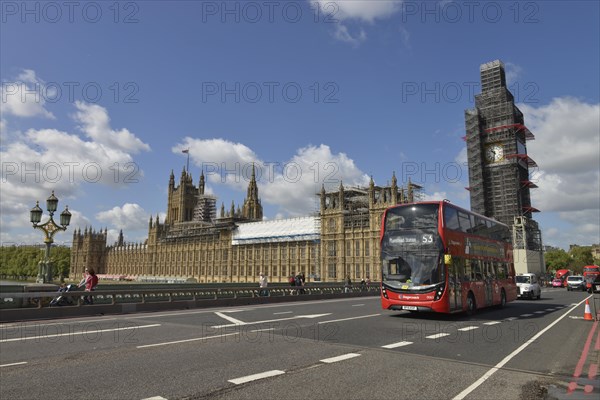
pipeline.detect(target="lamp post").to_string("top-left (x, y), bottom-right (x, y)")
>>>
top-left (30, 191), bottom-right (71, 283)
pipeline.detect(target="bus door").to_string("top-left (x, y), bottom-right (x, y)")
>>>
top-left (448, 258), bottom-right (463, 311)
top-left (483, 261), bottom-right (494, 307)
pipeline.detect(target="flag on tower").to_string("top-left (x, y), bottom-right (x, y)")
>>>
top-left (182, 149), bottom-right (189, 153)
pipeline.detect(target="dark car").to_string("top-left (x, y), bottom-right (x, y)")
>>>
top-left (590, 274), bottom-right (600, 294)
top-left (566, 275), bottom-right (585, 291)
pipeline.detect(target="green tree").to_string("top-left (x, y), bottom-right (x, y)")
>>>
top-left (544, 248), bottom-right (570, 273)
top-left (569, 246), bottom-right (594, 274)
top-left (0, 245), bottom-right (70, 280)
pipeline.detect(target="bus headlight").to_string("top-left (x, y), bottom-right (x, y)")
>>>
top-left (434, 284), bottom-right (445, 301)
top-left (382, 287), bottom-right (388, 299)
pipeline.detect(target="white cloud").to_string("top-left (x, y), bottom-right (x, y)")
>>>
top-left (520, 97), bottom-right (600, 247)
top-left (504, 62), bottom-right (523, 85)
top-left (173, 140), bottom-right (376, 216)
top-left (96, 203), bottom-right (150, 230)
top-left (309, 0), bottom-right (403, 45)
top-left (521, 97), bottom-right (599, 213)
top-left (1, 98), bottom-right (151, 224)
top-left (73, 101), bottom-right (150, 154)
top-left (1, 69), bottom-right (55, 119)
top-left (333, 24), bottom-right (367, 46)
top-left (311, 0), bottom-right (402, 23)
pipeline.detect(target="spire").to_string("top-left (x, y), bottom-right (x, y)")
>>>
top-left (169, 169), bottom-right (175, 190)
top-left (338, 180), bottom-right (344, 209)
top-left (369, 175), bottom-right (375, 205)
top-left (220, 202), bottom-right (225, 218)
top-left (199, 169), bottom-right (205, 195)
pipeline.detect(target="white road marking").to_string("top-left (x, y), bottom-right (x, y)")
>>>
top-left (483, 321), bottom-right (501, 325)
top-left (228, 370), bottom-right (285, 385)
top-left (520, 314), bottom-right (534, 317)
top-left (426, 333), bottom-right (450, 339)
top-left (320, 353), bottom-right (361, 363)
top-left (452, 297), bottom-right (588, 400)
top-left (381, 341), bottom-right (413, 349)
top-left (0, 324), bottom-right (161, 343)
top-left (273, 311), bottom-right (293, 315)
top-left (545, 308), bottom-right (556, 311)
top-left (505, 317), bottom-right (518, 321)
top-left (137, 332), bottom-right (240, 349)
top-left (211, 314), bottom-right (331, 329)
top-left (351, 304), bottom-right (365, 307)
top-left (458, 326), bottom-right (479, 332)
top-left (0, 361), bottom-right (27, 368)
top-left (317, 314), bottom-right (380, 325)
top-left (534, 311), bottom-right (545, 314)
top-left (215, 311), bottom-right (245, 325)
top-left (141, 397), bottom-right (168, 400)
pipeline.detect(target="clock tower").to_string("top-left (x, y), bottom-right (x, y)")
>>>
top-left (465, 60), bottom-right (544, 274)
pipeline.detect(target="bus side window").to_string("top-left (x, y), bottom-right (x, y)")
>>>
top-left (471, 260), bottom-right (482, 281)
top-left (463, 261), bottom-right (472, 282)
top-left (495, 263), bottom-right (507, 279)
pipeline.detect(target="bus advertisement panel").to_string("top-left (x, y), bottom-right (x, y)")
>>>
top-left (380, 201), bottom-right (517, 314)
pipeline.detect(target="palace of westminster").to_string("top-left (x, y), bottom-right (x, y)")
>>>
top-left (70, 166), bottom-right (422, 283)
top-left (70, 59), bottom-right (546, 283)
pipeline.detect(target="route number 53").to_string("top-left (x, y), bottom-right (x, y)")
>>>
top-left (422, 234), bottom-right (433, 243)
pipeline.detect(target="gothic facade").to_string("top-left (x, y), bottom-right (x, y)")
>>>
top-left (70, 168), bottom-right (421, 283)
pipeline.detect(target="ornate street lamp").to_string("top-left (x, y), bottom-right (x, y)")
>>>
top-left (30, 191), bottom-right (71, 283)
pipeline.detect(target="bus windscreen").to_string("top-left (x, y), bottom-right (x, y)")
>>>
top-left (381, 204), bottom-right (444, 289)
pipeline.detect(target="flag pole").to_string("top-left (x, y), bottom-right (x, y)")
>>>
top-left (182, 148), bottom-right (190, 172)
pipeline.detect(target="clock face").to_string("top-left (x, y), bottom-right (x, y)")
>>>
top-left (485, 144), bottom-right (504, 163)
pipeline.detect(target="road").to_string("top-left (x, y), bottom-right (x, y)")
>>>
top-left (1, 288), bottom-right (598, 400)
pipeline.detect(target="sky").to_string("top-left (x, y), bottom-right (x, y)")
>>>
top-left (1, 0), bottom-right (599, 251)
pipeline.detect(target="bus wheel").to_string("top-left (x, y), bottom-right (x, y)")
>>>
top-left (499, 289), bottom-right (507, 308)
top-left (466, 292), bottom-right (476, 315)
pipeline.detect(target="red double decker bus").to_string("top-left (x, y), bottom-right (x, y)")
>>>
top-left (583, 265), bottom-right (600, 291)
top-left (380, 201), bottom-right (517, 314)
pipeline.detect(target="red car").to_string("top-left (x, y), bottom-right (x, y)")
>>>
top-left (552, 278), bottom-right (564, 288)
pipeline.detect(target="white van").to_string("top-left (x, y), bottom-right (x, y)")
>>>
top-left (515, 273), bottom-right (541, 299)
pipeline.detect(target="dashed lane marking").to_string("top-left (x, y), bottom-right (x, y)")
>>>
top-left (483, 321), bottom-right (501, 325)
top-left (458, 326), bottom-right (479, 332)
top-left (228, 370), bottom-right (285, 385)
top-left (0, 361), bottom-right (27, 368)
top-left (320, 353), bottom-right (361, 363)
top-left (381, 341), bottom-right (413, 349)
top-left (426, 333), bottom-right (450, 339)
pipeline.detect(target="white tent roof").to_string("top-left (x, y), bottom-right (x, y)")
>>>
top-left (232, 216), bottom-right (320, 245)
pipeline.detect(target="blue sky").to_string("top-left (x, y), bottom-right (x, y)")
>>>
top-left (1, 0), bottom-right (599, 251)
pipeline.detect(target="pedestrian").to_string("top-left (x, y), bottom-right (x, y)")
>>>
top-left (78, 267), bottom-right (98, 304)
top-left (360, 277), bottom-right (366, 291)
top-left (259, 272), bottom-right (268, 297)
top-left (295, 272), bottom-right (305, 295)
top-left (289, 272), bottom-right (296, 295)
top-left (344, 275), bottom-right (352, 293)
